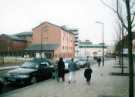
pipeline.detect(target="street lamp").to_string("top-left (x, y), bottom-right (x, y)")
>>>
top-left (40, 31), bottom-right (43, 60)
top-left (96, 21), bottom-right (104, 66)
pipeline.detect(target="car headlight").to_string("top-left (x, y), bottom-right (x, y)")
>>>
top-left (17, 75), bottom-right (29, 78)
top-left (6, 73), bottom-right (11, 76)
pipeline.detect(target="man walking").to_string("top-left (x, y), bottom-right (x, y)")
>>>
top-left (68, 58), bottom-right (77, 84)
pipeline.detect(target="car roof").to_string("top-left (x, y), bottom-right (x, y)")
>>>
top-left (30, 58), bottom-right (50, 63)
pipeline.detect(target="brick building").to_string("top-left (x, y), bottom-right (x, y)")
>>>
top-left (0, 34), bottom-right (27, 56)
top-left (15, 32), bottom-right (32, 47)
top-left (26, 22), bottom-right (75, 59)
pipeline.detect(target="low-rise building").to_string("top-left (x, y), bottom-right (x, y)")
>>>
top-left (15, 32), bottom-right (32, 47)
top-left (25, 21), bottom-right (75, 59)
top-left (0, 34), bottom-right (27, 56)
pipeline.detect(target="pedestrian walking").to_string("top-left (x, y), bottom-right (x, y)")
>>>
top-left (97, 57), bottom-right (101, 67)
top-left (52, 63), bottom-right (59, 81)
top-left (68, 58), bottom-right (77, 84)
top-left (85, 56), bottom-right (91, 67)
top-left (57, 57), bottom-right (65, 82)
top-left (84, 65), bottom-right (93, 85)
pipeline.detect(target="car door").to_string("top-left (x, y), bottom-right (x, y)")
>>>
top-left (39, 61), bottom-right (52, 78)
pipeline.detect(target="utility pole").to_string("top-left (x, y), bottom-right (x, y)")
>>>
top-left (40, 31), bottom-right (43, 60)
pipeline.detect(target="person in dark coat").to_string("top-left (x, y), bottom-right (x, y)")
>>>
top-left (97, 57), bottom-right (101, 67)
top-left (57, 57), bottom-right (65, 82)
top-left (84, 65), bottom-right (93, 85)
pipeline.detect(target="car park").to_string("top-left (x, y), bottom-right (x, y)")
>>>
top-left (4, 58), bottom-right (55, 85)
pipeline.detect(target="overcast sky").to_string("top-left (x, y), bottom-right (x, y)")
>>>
top-left (0, 0), bottom-right (116, 45)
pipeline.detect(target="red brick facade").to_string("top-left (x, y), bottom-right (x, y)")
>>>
top-left (0, 34), bottom-right (27, 53)
top-left (32, 22), bottom-right (75, 59)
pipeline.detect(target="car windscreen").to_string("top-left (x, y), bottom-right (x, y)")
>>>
top-left (21, 62), bottom-right (38, 69)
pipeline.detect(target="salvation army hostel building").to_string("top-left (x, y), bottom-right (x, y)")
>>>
top-left (25, 21), bottom-right (75, 60)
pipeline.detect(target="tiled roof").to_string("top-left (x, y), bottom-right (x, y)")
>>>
top-left (33, 21), bottom-right (77, 35)
top-left (0, 34), bottom-right (26, 41)
top-left (25, 44), bottom-right (59, 51)
top-left (9, 35), bottom-right (26, 41)
top-left (15, 32), bottom-right (32, 36)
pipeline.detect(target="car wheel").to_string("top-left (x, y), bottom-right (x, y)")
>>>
top-left (30, 76), bottom-right (37, 84)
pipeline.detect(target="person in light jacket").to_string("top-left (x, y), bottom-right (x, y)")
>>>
top-left (68, 58), bottom-right (77, 83)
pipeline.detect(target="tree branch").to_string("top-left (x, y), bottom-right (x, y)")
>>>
top-left (100, 0), bottom-right (128, 30)
top-left (117, 12), bottom-right (128, 30)
top-left (132, 23), bottom-right (135, 28)
top-left (131, 15), bottom-right (135, 24)
top-left (131, 1), bottom-right (135, 9)
top-left (100, 0), bottom-right (117, 13)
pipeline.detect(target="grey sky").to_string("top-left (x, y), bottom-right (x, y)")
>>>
top-left (0, 0), bottom-right (116, 45)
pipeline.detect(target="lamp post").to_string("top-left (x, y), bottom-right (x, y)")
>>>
top-left (96, 21), bottom-right (104, 66)
top-left (40, 31), bottom-right (43, 60)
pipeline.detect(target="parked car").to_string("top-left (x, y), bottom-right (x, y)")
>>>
top-left (4, 58), bottom-right (55, 85)
top-left (64, 59), bottom-right (80, 72)
top-left (75, 60), bottom-right (86, 68)
top-left (64, 60), bottom-right (70, 73)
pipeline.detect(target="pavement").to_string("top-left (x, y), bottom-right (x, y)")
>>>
top-left (0, 59), bottom-right (131, 97)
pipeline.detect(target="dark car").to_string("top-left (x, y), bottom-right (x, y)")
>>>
top-left (4, 58), bottom-right (55, 85)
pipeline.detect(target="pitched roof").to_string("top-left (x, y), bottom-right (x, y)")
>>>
top-left (0, 34), bottom-right (26, 41)
top-left (25, 44), bottom-right (59, 51)
top-left (33, 21), bottom-right (75, 35)
top-left (15, 32), bottom-right (32, 36)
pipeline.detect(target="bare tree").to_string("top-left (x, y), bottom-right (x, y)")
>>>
top-left (100, 0), bottom-right (135, 97)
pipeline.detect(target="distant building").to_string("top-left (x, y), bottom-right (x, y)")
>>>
top-left (15, 32), bottom-right (32, 47)
top-left (25, 21), bottom-right (75, 59)
top-left (73, 30), bottom-right (79, 57)
top-left (79, 40), bottom-right (108, 58)
top-left (0, 34), bottom-right (27, 56)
